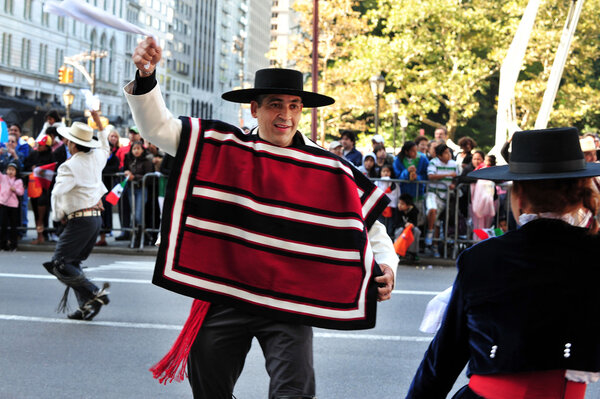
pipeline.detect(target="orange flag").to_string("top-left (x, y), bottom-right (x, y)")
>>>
top-left (394, 223), bottom-right (414, 256)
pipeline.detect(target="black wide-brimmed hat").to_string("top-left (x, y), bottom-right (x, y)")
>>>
top-left (221, 68), bottom-right (335, 108)
top-left (469, 127), bottom-right (600, 181)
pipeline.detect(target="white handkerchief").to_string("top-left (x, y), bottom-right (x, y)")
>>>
top-left (44, 0), bottom-right (155, 40)
top-left (80, 89), bottom-right (100, 111)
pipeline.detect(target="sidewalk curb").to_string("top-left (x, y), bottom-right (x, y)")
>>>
top-left (16, 242), bottom-right (159, 256)
top-left (16, 242), bottom-right (456, 266)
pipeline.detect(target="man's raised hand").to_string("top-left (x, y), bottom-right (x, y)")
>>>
top-left (132, 37), bottom-right (162, 77)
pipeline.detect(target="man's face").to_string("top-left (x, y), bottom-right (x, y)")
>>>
top-left (8, 125), bottom-right (20, 138)
top-left (434, 128), bottom-right (447, 141)
top-left (340, 135), bottom-right (353, 150)
top-left (584, 150), bottom-right (597, 163)
top-left (129, 132), bottom-right (141, 143)
top-left (251, 94), bottom-right (303, 147)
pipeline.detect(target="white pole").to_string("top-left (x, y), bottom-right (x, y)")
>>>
top-left (494, 0), bottom-right (542, 150)
top-left (534, 0), bottom-right (584, 129)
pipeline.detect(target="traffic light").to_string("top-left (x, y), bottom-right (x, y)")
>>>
top-left (66, 67), bottom-right (74, 83)
top-left (58, 65), bottom-right (66, 84)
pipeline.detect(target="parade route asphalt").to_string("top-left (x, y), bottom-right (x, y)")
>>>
top-left (6, 242), bottom-right (597, 398)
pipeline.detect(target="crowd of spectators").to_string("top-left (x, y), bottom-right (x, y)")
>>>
top-left (327, 127), bottom-right (600, 260)
top-left (1, 115), bottom-right (599, 259)
top-left (0, 109), bottom-right (168, 250)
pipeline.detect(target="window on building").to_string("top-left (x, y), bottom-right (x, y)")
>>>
top-left (2, 33), bottom-right (12, 65)
top-left (271, 24), bottom-right (277, 30)
top-left (99, 34), bottom-right (107, 81)
top-left (58, 16), bottom-right (65, 32)
top-left (21, 38), bottom-right (31, 69)
top-left (23, 0), bottom-right (32, 20)
top-left (108, 37), bottom-right (115, 82)
top-left (4, 0), bottom-right (13, 14)
top-left (41, 10), bottom-right (49, 26)
top-left (38, 44), bottom-right (48, 73)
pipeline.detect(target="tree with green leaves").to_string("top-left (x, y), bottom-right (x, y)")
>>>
top-left (289, 0), bottom-right (600, 150)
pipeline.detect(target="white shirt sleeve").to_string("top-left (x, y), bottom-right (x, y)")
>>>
top-left (368, 220), bottom-right (398, 284)
top-left (123, 80), bottom-right (182, 156)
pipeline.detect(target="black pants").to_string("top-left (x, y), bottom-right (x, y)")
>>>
top-left (52, 216), bottom-right (102, 306)
top-left (188, 304), bottom-right (315, 399)
top-left (0, 205), bottom-right (20, 249)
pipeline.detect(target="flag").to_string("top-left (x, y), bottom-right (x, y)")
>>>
top-left (0, 117), bottom-right (7, 144)
top-left (394, 223), bottom-right (415, 256)
top-left (473, 227), bottom-right (504, 240)
top-left (105, 177), bottom-right (128, 205)
top-left (32, 162), bottom-right (57, 190)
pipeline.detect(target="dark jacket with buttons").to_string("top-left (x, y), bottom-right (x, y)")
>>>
top-left (406, 218), bottom-right (600, 398)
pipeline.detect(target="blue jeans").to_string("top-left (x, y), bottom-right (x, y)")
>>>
top-left (133, 187), bottom-right (147, 226)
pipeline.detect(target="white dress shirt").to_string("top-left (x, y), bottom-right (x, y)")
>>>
top-left (51, 128), bottom-right (109, 221)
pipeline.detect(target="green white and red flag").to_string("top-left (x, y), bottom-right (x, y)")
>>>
top-left (105, 177), bottom-right (129, 205)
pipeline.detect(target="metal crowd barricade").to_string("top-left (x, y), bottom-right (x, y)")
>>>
top-left (370, 177), bottom-right (513, 260)
top-left (137, 171), bottom-right (164, 250)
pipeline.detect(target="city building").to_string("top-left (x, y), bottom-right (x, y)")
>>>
top-left (0, 0), bottom-right (129, 136)
top-left (0, 0), bottom-right (272, 137)
top-left (269, 0), bottom-right (299, 68)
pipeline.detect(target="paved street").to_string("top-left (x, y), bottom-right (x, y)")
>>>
top-left (1, 251), bottom-right (599, 398)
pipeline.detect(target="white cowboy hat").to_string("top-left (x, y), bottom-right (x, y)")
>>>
top-left (57, 122), bottom-right (100, 148)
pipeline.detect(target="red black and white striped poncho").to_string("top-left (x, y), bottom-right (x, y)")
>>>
top-left (154, 117), bottom-right (389, 330)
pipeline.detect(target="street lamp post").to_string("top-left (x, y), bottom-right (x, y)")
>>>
top-left (62, 89), bottom-right (75, 127)
top-left (391, 99), bottom-right (399, 153)
top-left (369, 73), bottom-right (385, 136)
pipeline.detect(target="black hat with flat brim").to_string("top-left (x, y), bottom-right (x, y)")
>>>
top-left (469, 127), bottom-right (600, 182)
top-left (221, 68), bottom-right (335, 108)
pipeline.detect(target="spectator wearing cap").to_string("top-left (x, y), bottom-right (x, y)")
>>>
top-left (372, 134), bottom-right (394, 166)
top-left (340, 130), bottom-right (363, 166)
top-left (0, 162), bottom-right (24, 251)
top-left (24, 134), bottom-right (55, 244)
top-left (328, 140), bottom-right (343, 157)
top-left (116, 126), bottom-right (142, 169)
top-left (581, 136), bottom-right (597, 163)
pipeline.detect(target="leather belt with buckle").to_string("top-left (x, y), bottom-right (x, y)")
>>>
top-left (67, 209), bottom-right (102, 220)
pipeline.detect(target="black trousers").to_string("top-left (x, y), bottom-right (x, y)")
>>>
top-left (52, 216), bottom-right (102, 306)
top-left (0, 205), bottom-right (20, 249)
top-left (188, 304), bottom-right (315, 399)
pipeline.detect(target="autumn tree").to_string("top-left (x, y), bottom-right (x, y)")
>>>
top-left (290, 0), bottom-right (600, 146)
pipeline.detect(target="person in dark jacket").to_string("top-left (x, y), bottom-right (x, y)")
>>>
top-left (340, 129), bottom-right (363, 167)
top-left (123, 140), bottom-right (153, 247)
top-left (407, 127), bottom-right (600, 399)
